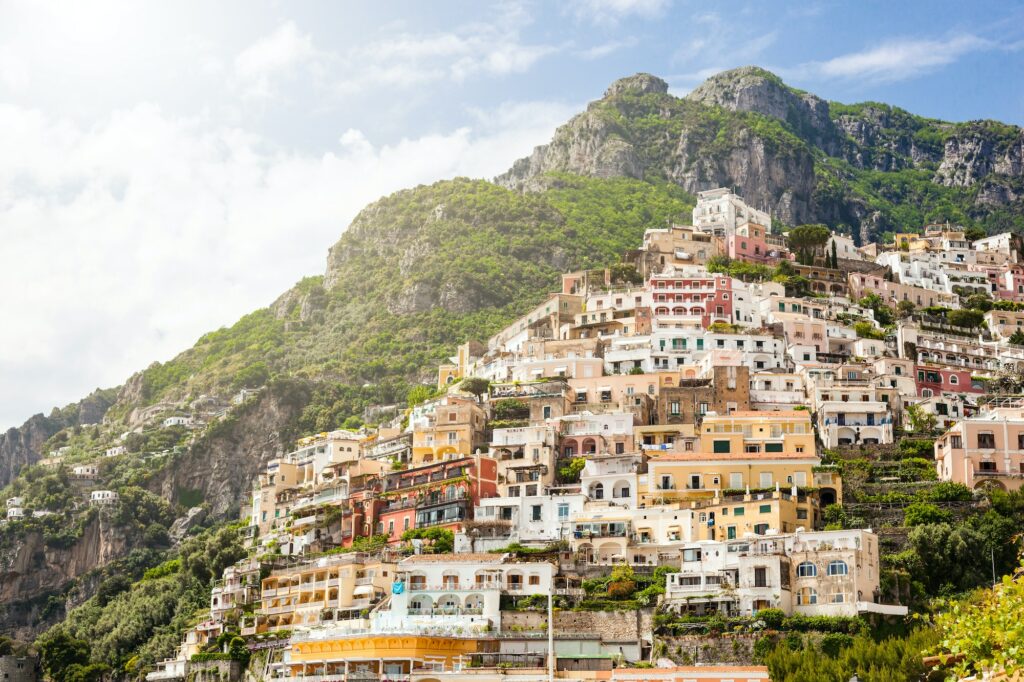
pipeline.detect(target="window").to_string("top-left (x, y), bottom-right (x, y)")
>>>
top-left (754, 523), bottom-right (769, 535)
top-left (543, 406), bottom-right (551, 419)
top-left (404, 517), bottom-right (410, 530)
top-left (388, 520), bottom-right (395, 535)
top-left (699, 402), bottom-right (709, 415)
top-left (670, 401), bottom-right (680, 416)
top-left (754, 567), bottom-right (768, 588)
top-left (978, 432), bottom-right (996, 449)
top-left (729, 473), bottom-right (743, 489)
top-left (690, 475), bottom-right (702, 490)
top-left (949, 375), bottom-right (959, 385)
top-left (759, 504), bottom-right (772, 513)
top-left (765, 442), bottom-right (783, 453)
top-left (529, 575), bottom-right (540, 586)
top-left (797, 587), bottom-right (818, 605)
top-left (797, 561), bottom-right (817, 577)
top-left (713, 440), bottom-right (731, 453)
top-left (830, 592), bottom-right (846, 604)
top-left (532, 505), bottom-right (542, 521)
top-left (827, 560), bottom-right (848, 576)
top-left (759, 472), bottom-right (772, 487)
top-left (734, 506), bottom-right (745, 516)
top-left (558, 503), bottom-right (569, 520)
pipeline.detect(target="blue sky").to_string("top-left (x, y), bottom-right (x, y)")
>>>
top-left (1, 0), bottom-right (1022, 429)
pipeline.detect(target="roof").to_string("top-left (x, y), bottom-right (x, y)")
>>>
top-left (650, 452), bottom-right (817, 462)
top-left (712, 410), bottom-right (809, 418)
top-left (401, 553), bottom-right (507, 564)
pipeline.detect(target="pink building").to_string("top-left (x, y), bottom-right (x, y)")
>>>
top-left (995, 265), bottom-right (1024, 302)
top-left (726, 223), bottom-right (789, 264)
top-left (935, 408), bottom-right (1024, 492)
top-left (648, 272), bottom-right (733, 329)
top-left (914, 365), bottom-right (983, 398)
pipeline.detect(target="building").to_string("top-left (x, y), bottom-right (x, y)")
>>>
top-left (657, 365), bottom-right (750, 425)
top-left (0, 656), bottom-right (39, 682)
top-left (162, 416), bottom-right (193, 428)
top-left (411, 397), bottom-right (488, 464)
top-left (935, 406), bottom-right (1024, 492)
top-left (105, 445), bottom-right (127, 457)
top-left (72, 465), bottom-right (99, 479)
top-left (90, 490), bottom-right (119, 505)
top-left (692, 188), bottom-right (771, 237)
top-left (664, 529), bottom-right (904, 619)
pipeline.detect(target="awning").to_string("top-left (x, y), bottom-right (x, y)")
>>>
top-left (598, 386), bottom-right (612, 392)
top-left (353, 584), bottom-right (375, 596)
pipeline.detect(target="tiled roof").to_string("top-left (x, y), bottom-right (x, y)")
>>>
top-left (401, 553), bottom-right (506, 564)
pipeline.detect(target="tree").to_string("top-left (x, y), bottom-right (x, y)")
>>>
top-left (896, 300), bottom-right (916, 319)
top-left (948, 308), bottom-right (985, 329)
top-left (786, 224), bottom-right (831, 263)
top-left (401, 527), bottom-right (454, 553)
top-left (963, 225), bottom-right (987, 242)
top-left (830, 239), bottom-right (839, 269)
top-left (904, 502), bottom-right (952, 527)
top-left (963, 293), bottom-right (993, 312)
top-left (905, 403), bottom-right (938, 434)
top-left (853, 321), bottom-right (884, 340)
top-left (459, 377), bottom-right (490, 402)
top-left (37, 629), bottom-right (91, 682)
top-left (407, 384), bottom-right (438, 408)
top-left (859, 293), bottom-right (895, 327)
top-left (933, 561), bottom-right (1024, 678)
top-left (1009, 330), bottom-right (1024, 346)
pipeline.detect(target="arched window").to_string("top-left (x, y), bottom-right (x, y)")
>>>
top-left (592, 482), bottom-right (604, 500)
top-left (827, 560), bottom-right (848, 576)
top-left (922, 388), bottom-right (933, 398)
top-left (796, 587), bottom-right (817, 605)
top-left (797, 561), bottom-right (817, 577)
top-left (949, 375), bottom-right (959, 385)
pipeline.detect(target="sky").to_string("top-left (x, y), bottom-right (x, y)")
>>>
top-left (1, 0), bottom-right (1023, 430)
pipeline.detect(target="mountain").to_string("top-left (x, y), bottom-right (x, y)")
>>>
top-left (498, 67), bottom-right (1024, 244)
top-left (2, 67), bottom-right (1024, 666)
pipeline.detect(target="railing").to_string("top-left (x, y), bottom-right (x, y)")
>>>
top-left (407, 608), bottom-right (483, 616)
top-left (408, 583), bottom-right (500, 592)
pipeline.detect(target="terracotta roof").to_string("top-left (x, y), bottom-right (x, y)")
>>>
top-left (401, 553), bottom-right (506, 564)
top-left (710, 410), bottom-right (809, 418)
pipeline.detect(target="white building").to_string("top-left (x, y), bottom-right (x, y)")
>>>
top-left (105, 445), bottom-right (127, 457)
top-left (664, 529), bottom-right (906, 618)
top-left (377, 554), bottom-right (554, 633)
top-left (579, 452), bottom-right (641, 508)
top-left (90, 490), bottom-right (119, 505)
top-left (464, 492), bottom-right (588, 550)
top-left (72, 465), bottom-right (99, 479)
top-left (163, 416), bottom-right (194, 428)
top-left (692, 188), bottom-right (771, 237)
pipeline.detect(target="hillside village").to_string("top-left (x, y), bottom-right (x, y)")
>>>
top-left (20, 186), bottom-right (1015, 681)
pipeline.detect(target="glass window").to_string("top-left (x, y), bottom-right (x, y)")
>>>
top-left (827, 560), bottom-right (848, 576)
top-left (797, 587), bottom-right (818, 605)
top-left (759, 504), bottom-right (772, 513)
top-left (797, 561), bottom-right (817, 577)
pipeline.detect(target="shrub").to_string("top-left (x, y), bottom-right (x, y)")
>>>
top-left (903, 501), bottom-right (952, 527)
top-left (819, 632), bottom-right (854, 657)
top-left (757, 608), bottom-right (786, 629)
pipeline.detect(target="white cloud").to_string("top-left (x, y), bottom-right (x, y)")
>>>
top-left (795, 34), bottom-right (992, 83)
top-left (233, 21), bottom-right (319, 98)
top-left (568, 0), bottom-right (670, 25)
top-left (576, 37), bottom-right (638, 60)
top-left (0, 98), bottom-right (576, 430)
top-left (669, 11), bottom-right (777, 80)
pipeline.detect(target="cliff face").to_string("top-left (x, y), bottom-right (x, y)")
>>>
top-left (154, 380), bottom-right (313, 517)
top-left (498, 67), bottom-right (1024, 240)
top-left (0, 514), bottom-right (128, 640)
top-left (0, 389), bottom-right (116, 487)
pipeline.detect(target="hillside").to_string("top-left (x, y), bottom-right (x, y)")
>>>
top-left (498, 67), bottom-right (1024, 244)
top-left (2, 67), bottom-right (1024, 668)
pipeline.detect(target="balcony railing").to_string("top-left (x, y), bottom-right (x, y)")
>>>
top-left (408, 583), bottom-right (500, 592)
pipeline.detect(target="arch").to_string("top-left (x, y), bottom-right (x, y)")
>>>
top-left (796, 587), bottom-right (817, 605)
top-left (672, 307), bottom-right (685, 315)
top-left (690, 307), bottom-right (704, 316)
top-left (836, 427), bottom-right (857, 445)
top-left (974, 478), bottom-right (1006, 491)
top-left (826, 560), bottom-right (848, 576)
top-left (819, 487), bottom-right (837, 507)
top-left (464, 594), bottom-right (484, 613)
top-left (581, 437), bottom-right (597, 454)
top-left (435, 593), bottom-right (461, 614)
top-left (612, 480), bottom-right (631, 499)
top-left (441, 570), bottom-right (460, 589)
top-left (656, 307), bottom-right (669, 315)
top-left (797, 561), bottom-right (817, 578)
top-left (684, 369), bottom-right (696, 379)
top-left (408, 571), bottom-right (427, 590)
top-left (409, 594), bottom-right (434, 614)
top-left (590, 482), bottom-right (605, 500)
top-left (597, 541), bottom-right (622, 561)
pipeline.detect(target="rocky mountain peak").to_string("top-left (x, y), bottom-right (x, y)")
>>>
top-left (604, 72), bottom-right (669, 98)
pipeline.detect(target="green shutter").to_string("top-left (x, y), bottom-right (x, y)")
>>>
top-left (713, 440), bottom-right (730, 453)
top-left (765, 442), bottom-right (783, 452)
top-left (759, 504), bottom-right (772, 513)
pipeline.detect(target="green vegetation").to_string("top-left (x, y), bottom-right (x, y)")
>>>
top-left (400, 527), bottom-right (454, 554)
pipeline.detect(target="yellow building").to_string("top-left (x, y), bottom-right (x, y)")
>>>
top-left (412, 397), bottom-right (488, 464)
top-left (436, 341), bottom-right (486, 390)
top-left (249, 554), bottom-right (395, 634)
top-left (689, 491), bottom-right (819, 541)
top-left (697, 411), bottom-right (816, 458)
top-left (287, 633), bottom-right (483, 679)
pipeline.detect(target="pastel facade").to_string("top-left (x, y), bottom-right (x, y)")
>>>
top-left (935, 407), bottom-right (1024, 492)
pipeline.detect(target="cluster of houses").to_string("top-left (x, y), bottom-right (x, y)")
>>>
top-left (149, 188), bottom-right (1024, 681)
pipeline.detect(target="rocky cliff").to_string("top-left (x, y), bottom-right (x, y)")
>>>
top-left (498, 66), bottom-right (1024, 241)
top-left (0, 389), bottom-right (116, 488)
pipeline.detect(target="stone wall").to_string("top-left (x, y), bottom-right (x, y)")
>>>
top-left (661, 634), bottom-right (759, 666)
top-left (502, 609), bottom-right (654, 643)
top-left (0, 656), bottom-right (39, 682)
top-left (188, 660), bottom-right (243, 682)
